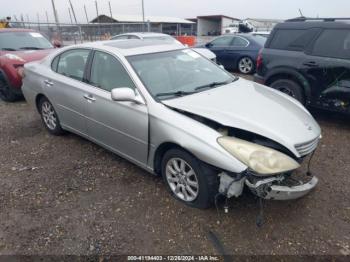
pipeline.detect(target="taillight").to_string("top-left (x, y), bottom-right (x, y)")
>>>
top-left (256, 49), bottom-right (263, 71)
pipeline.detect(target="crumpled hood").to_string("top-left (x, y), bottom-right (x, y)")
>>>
top-left (162, 78), bottom-right (321, 157)
top-left (0, 49), bottom-right (53, 64)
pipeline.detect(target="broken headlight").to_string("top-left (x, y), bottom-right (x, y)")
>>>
top-left (217, 136), bottom-right (300, 176)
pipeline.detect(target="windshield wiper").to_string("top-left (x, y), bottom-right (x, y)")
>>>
top-left (156, 90), bottom-right (196, 98)
top-left (1, 48), bottom-right (17, 51)
top-left (19, 47), bottom-right (44, 50)
top-left (195, 79), bottom-right (235, 91)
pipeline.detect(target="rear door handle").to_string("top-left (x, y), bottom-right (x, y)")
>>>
top-left (303, 61), bottom-right (319, 67)
top-left (83, 94), bottom-right (96, 102)
top-left (44, 79), bottom-right (54, 86)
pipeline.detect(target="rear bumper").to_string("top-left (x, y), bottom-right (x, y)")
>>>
top-left (245, 175), bottom-right (318, 201)
top-left (253, 73), bottom-right (265, 85)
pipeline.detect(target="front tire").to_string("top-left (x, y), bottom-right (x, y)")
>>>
top-left (39, 97), bottom-right (64, 136)
top-left (161, 148), bottom-right (219, 209)
top-left (238, 57), bottom-right (254, 74)
top-left (270, 79), bottom-right (305, 104)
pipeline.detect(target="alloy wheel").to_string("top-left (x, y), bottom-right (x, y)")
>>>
top-left (165, 158), bottom-right (199, 202)
top-left (238, 57), bottom-right (253, 74)
top-left (41, 101), bottom-right (57, 130)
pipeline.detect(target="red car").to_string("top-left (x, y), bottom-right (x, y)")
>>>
top-left (0, 28), bottom-right (58, 102)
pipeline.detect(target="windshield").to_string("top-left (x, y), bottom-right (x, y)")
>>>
top-left (0, 32), bottom-right (53, 51)
top-left (127, 49), bottom-right (235, 99)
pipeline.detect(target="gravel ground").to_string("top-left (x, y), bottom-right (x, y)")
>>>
top-left (0, 83), bottom-right (350, 256)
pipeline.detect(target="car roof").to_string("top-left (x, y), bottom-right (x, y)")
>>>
top-left (0, 28), bottom-right (35, 33)
top-left (114, 32), bottom-right (171, 38)
top-left (76, 39), bottom-right (184, 56)
top-left (275, 21), bottom-right (350, 30)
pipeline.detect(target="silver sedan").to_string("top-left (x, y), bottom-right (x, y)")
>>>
top-left (22, 40), bottom-right (321, 208)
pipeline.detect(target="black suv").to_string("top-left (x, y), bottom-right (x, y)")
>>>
top-left (254, 18), bottom-right (350, 114)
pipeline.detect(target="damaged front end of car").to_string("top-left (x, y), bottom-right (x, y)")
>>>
top-left (216, 134), bottom-right (320, 201)
top-left (177, 110), bottom-right (320, 201)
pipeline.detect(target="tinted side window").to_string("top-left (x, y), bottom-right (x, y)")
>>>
top-left (312, 29), bottom-right (350, 59)
top-left (232, 37), bottom-right (249, 47)
top-left (57, 49), bottom-right (90, 81)
top-left (90, 51), bottom-right (135, 92)
top-left (210, 36), bottom-right (234, 47)
top-left (113, 35), bottom-right (129, 40)
top-left (269, 29), bottom-right (317, 51)
top-left (128, 35), bottom-right (140, 39)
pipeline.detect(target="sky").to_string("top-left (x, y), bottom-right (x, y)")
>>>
top-left (1, 0), bottom-right (349, 23)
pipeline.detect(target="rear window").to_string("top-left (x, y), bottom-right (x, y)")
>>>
top-left (269, 29), bottom-right (318, 51)
top-left (312, 29), bottom-right (350, 59)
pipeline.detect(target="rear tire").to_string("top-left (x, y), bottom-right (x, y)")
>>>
top-left (161, 148), bottom-right (219, 209)
top-left (0, 76), bottom-right (21, 102)
top-left (38, 96), bottom-right (64, 136)
top-left (270, 79), bottom-right (305, 104)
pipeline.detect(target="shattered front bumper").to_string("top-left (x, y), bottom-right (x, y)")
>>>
top-left (245, 175), bottom-right (318, 201)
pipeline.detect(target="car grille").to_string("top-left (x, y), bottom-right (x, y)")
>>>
top-left (295, 138), bottom-right (320, 157)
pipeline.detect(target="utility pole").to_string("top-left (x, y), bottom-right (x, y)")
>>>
top-left (141, 0), bottom-right (145, 32)
top-left (84, 5), bottom-right (89, 23)
top-left (298, 8), bottom-right (304, 17)
top-left (68, 8), bottom-right (73, 24)
top-left (68, 0), bottom-right (78, 24)
top-left (51, 0), bottom-right (60, 24)
top-left (95, 1), bottom-right (99, 22)
top-left (51, 0), bottom-right (60, 39)
top-left (68, 0), bottom-right (83, 43)
top-left (108, 1), bottom-right (113, 18)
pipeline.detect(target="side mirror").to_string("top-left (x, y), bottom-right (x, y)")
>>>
top-left (111, 87), bottom-right (144, 104)
top-left (205, 43), bottom-right (213, 48)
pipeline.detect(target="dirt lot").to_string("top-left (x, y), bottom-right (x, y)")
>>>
top-left (0, 86), bottom-right (350, 256)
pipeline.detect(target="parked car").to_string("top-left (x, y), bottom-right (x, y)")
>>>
top-left (0, 28), bottom-right (58, 102)
top-left (111, 32), bottom-right (217, 62)
top-left (254, 18), bottom-right (350, 114)
top-left (22, 40), bottom-right (321, 208)
top-left (198, 34), bottom-right (266, 74)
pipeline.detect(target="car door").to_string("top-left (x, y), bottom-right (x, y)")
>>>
top-left (303, 29), bottom-right (350, 104)
top-left (225, 36), bottom-right (250, 69)
top-left (45, 48), bottom-right (91, 136)
top-left (205, 35), bottom-right (234, 68)
top-left (84, 50), bottom-right (149, 167)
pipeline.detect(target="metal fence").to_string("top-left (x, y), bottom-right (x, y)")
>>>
top-left (9, 21), bottom-right (196, 46)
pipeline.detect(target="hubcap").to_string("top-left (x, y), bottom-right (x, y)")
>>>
top-left (165, 158), bottom-right (199, 202)
top-left (239, 58), bottom-right (253, 74)
top-left (41, 101), bottom-right (57, 130)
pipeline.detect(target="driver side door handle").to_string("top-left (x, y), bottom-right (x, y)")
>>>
top-left (83, 94), bottom-right (96, 102)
